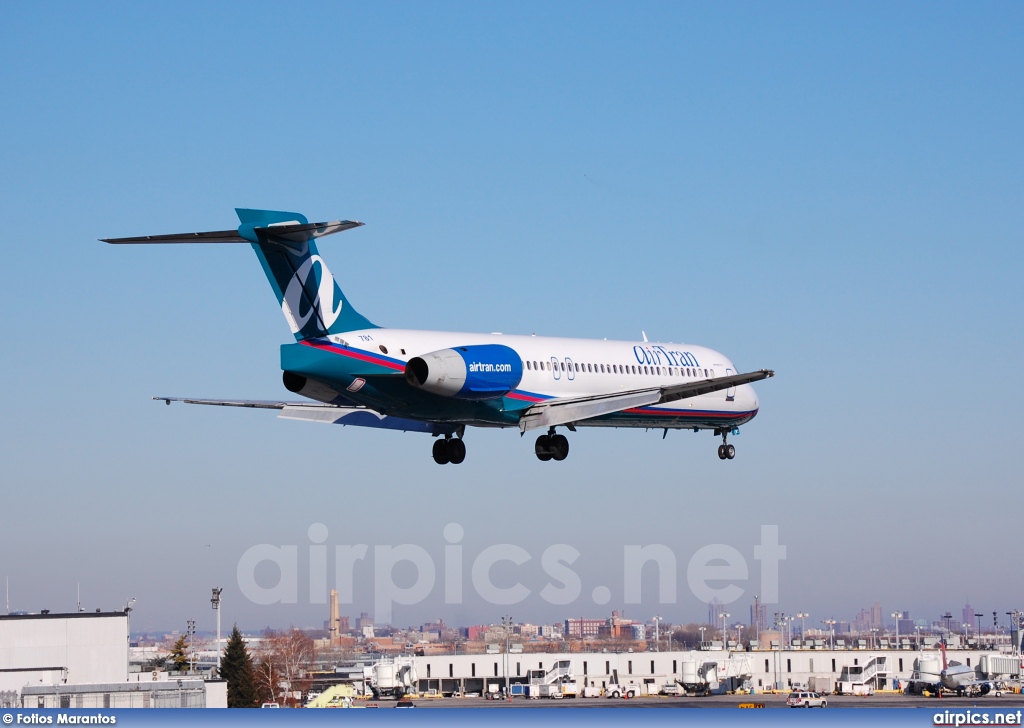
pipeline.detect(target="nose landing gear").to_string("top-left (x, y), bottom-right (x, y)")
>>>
top-left (535, 428), bottom-right (569, 462)
top-left (432, 434), bottom-right (467, 465)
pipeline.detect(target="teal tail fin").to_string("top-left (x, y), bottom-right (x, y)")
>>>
top-left (103, 207), bottom-right (376, 339)
top-left (237, 208), bottom-right (377, 339)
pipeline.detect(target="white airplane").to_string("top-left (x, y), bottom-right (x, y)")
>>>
top-left (104, 208), bottom-right (774, 464)
top-left (910, 643), bottom-right (999, 696)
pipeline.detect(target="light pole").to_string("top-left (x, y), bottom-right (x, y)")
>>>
top-left (211, 588), bottom-right (223, 674)
top-left (501, 616), bottom-right (512, 700)
top-left (891, 612), bottom-right (900, 648)
top-left (822, 619), bottom-right (836, 650)
top-left (123, 598), bottom-right (136, 655)
top-left (186, 619), bottom-right (196, 673)
top-left (797, 612), bottom-right (809, 646)
top-left (719, 613), bottom-right (730, 648)
top-left (699, 625), bottom-right (706, 649)
top-left (734, 623), bottom-right (743, 650)
top-left (975, 613), bottom-right (984, 647)
top-left (870, 627), bottom-right (879, 650)
top-left (915, 625), bottom-right (922, 650)
top-left (653, 616), bottom-right (662, 652)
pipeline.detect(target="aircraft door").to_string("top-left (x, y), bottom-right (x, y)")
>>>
top-left (565, 357), bottom-right (575, 381)
top-left (550, 356), bottom-right (561, 381)
top-left (725, 367), bottom-right (736, 401)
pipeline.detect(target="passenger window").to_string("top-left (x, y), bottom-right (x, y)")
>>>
top-left (561, 362), bottom-right (566, 371)
top-left (587, 363), bottom-right (592, 373)
top-left (526, 361), bottom-right (531, 370)
top-left (704, 369), bottom-right (708, 377)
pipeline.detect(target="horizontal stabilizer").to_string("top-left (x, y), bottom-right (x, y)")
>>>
top-left (154, 396), bottom-right (453, 435)
top-left (101, 219), bottom-right (362, 245)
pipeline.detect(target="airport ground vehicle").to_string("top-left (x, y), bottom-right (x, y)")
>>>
top-left (605, 684), bottom-right (638, 699)
top-left (787, 691), bottom-right (827, 708)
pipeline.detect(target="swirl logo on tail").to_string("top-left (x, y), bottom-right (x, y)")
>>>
top-left (281, 255), bottom-right (343, 334)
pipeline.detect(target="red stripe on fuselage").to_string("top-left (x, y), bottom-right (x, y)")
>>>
top-left (300, 339), bottom-right (406, 371)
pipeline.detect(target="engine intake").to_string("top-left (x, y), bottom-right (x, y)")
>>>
top-left (405, 344), bottom-right (523, 400)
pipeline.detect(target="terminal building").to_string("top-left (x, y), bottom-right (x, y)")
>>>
top-left (0, 611), bottom-right (225, 708)
top-left (403, 645), bottom-right (1022, 697)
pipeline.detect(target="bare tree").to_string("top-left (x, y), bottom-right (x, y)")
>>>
top-left (254, 629), bottom-right (317, 706)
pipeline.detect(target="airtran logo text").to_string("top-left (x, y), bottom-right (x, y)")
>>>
top-left (469, 362), bottom-right (513, 373)
top-left (634, 345), bottom-right (700, 368)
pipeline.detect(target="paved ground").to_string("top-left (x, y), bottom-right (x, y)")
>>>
top-left (393, 693), bottom-right (1024, 709)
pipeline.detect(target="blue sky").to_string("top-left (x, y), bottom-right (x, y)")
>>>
top-left (0, 2), bottom-right (1021, 635)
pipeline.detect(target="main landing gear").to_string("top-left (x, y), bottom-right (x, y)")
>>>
top-left (715, 428), bottom-right (736, 460)
top-left (535, 428), bottom-right (569, 462)
top-left (432, 435), bottom-right (466, 465)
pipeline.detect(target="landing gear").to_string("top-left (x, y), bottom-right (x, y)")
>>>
top-left (535, 429), bottom-right (569, 462)
top-left (432, 436), bottom-right (467, 465)
top-left (716, 430), bottom-right (736, 460)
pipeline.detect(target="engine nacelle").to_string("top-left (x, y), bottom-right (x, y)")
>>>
top-left (405, 344), bottom-right (523, 400)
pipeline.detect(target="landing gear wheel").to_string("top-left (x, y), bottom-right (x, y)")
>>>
top-left (432, 439), bottom-right (450, 465)
top-left (549, 434), bottom-right (569, 461)
top-left (718, 444), bottom-right (727, 460)
top-left (447, 437), bottom-right (466, 465)
top-left (535, 435), bottom-right (552, 461)
top-left (726, 444), bottom-right (735, 459)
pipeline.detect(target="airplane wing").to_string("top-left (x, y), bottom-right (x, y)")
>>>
top-left (153, 397), bottom-right (452, 434)
top-left (516, 369), bottom-right (774, 433)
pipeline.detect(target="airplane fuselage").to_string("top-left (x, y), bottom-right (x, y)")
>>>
top-left (282, 328), bottom-right (760, 430)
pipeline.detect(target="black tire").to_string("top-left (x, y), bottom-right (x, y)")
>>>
top-left (726, 444), bottom-right (735, 459)
top-left (535, 435), bottom-right (552, 461)
top-left (432, 439), bottom-right (450, 465)
top-left (718, 444), bottom-right (727, 459)
top-left (627, 691), bottom-right (635, 699)
top-left (610, 691), bottom-right (620, 699)
top-left (447, 438), bottom-right (466, 464)
top-left (550, 434), bottom-right (569, 461)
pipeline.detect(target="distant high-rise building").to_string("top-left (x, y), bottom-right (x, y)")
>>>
top-left (962, 603), bottom-right (976, 630)
top-left (708, 598), bottom-right (722, 626)
top-left (356, 612), bottom-right (373, 631)
top-left (565, 618), bottom-right (604, 638)
top-left (897, 612), bottom-right (914, 637)
top-left (328, 589), bottom-right (340, 641)
top-left (750, 595), bottom-right (767, 632)
top-left (870, 601), bottom-right (883, 629)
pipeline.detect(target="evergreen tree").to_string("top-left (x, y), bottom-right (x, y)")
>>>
top-left (168, 635), bottom-right (189, 672)
top-left (220, 625), bottom-right (258, 708)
